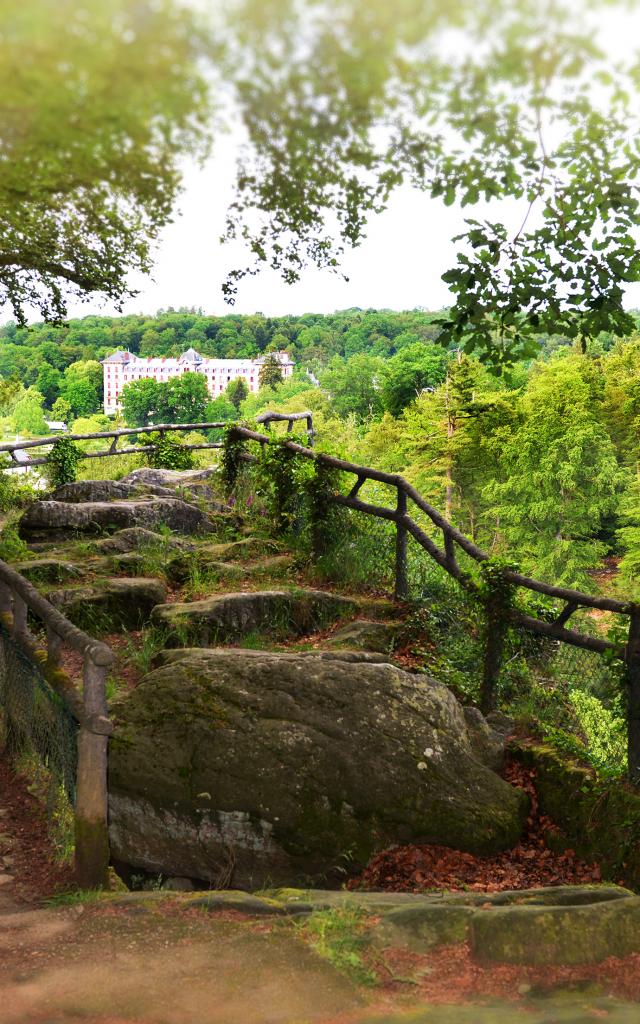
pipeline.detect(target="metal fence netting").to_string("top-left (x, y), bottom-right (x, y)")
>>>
top-left (0, 623), bottom-right (77, 856)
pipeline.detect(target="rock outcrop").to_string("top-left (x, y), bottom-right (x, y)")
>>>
top-left (108, 648), bottom-right (528, 888)
top-left (326, 619), bottom-right (401, 653)
top-left (94, 528), bottom-right (195, 555)
top-left (150, 589), bottom-right (357, 645)
top-left (19, 497), bottom-right (213, 541)
top-left (121, 468), bottom-right (226, 506)
top-left (13, 558), bottom-right (85, 584)
top-left (122, 468), bottom-right (217, 488)
top-left (48, 577), bottom-right (167, 630)
top-left (51, 480), bottom-right (175, 502)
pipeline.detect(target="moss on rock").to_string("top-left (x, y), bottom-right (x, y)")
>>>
top-left (511, 741), bottom-right (640, 891)
top-left (108, 649), bottom-right (527, 888)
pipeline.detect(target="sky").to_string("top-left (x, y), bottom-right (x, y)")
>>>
top-left (54, 2), bottom-right (640, 323)
top-left (74, 148), bottom-right (484, 320)
top-left (20, 3), bottom-right (640, 322)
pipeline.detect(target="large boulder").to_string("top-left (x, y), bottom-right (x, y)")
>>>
top-left (19, 497), bottom-right (213, 541)
top-left (165, 538), bottom-right (282, 585)
top-left (48, 577), bottom-right (167, 630)
top-left (122, 467), bottom-right (218, 488)
top-left (94, 527), bottom-right (196, 555)
top-left (108, 648), bottom-right (528, 888)
top-left (121, 468), bottom-right (226, 507)
top-left (326, 619), bottom-right (401, 654)
top-left (150, 589), bottom-right (357, 645)
top-left (13, 557), bottom-right (85, 583)
top-left (51, 480), bottom-right (175, 502)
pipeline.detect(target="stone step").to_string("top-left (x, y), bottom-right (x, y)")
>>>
top-left (19, 497), bottom-right (215, 542)
top-left (47, 577), bottom-right (167, 631)
top-left (150, 588), bottom-right (358, 645)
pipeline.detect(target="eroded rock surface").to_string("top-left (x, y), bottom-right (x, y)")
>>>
top-left (51, 480), bottom-right (175, 502)
top-left (150, 589), bottom-right (357, 645)
top-left (94, 528), bottom-right (195, 555)
top-left (48, 577), bottom-right (167, 630)
top-left (19, 497), bottom-right (213, 541)
top-left (326, 619), bottom-right (401, 653)
top-left (122, 467), bottom-right (218, 488)
top-left (108, 648), bottom-right (528, 888)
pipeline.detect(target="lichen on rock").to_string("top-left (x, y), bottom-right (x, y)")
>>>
top-left (108, 648), bottom-right (528, 888)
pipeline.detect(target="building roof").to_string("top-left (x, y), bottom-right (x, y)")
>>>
top-left (178, 348), bottom-right (203, 363)
top-left (102, 350), bottom-right (131, 364)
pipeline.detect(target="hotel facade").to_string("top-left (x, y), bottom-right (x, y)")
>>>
top-left (102, 348), bottom-right (294, 415)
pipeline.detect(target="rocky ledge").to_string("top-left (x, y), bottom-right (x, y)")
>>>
top-left (108, 648), bottom-right (527, 889)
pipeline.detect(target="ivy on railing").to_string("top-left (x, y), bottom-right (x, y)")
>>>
top-left (47, 437), bottom-right (81, 487)
top-left (226, 419), bottom-right (640, 786)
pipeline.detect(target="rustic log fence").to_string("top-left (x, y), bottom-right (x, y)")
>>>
top-left (226, 419), bottom-right (640, 783)
top-left (0, 560), bottom-right (114, 887)
top-left (0, 411), bottom-right (315, 468)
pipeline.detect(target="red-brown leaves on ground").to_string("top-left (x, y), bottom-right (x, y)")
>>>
top-left (349, 758), bottom-right (603, 894)
top-left (0, 752), bottom-right (73, 902)
top-left (370, 942), bottom-right (640, 1004)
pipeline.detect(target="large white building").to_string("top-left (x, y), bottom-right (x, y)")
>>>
top-left (102, 348), bottom-right (294, 415)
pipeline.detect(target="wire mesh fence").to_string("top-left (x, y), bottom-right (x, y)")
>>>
top-left (0, 622), bottom-right (77, 858)
top-left (235, 450), bottom-right (622, 704)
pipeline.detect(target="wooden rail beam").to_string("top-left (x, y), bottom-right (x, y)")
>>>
top-left (395, 488), bottom-right (409, 600)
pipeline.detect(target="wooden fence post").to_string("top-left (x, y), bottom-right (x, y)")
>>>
top-left (75, 652), bottom-right (111, 889)
top-left (479, 573), bottom-right (508, 715)
top-left (395, 487), bottom-right (409, 600)
top-left (46, 625), bottom-right (63, 668)
top-left (626, 607), bottom-right (640, 787)
top-left (0, 581), bottom-right (12, 623)
top-left (12, 593), bottom-right (28, 638)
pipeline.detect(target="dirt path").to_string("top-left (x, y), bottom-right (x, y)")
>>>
top-left (2, 754), bottom-right (640, 1024)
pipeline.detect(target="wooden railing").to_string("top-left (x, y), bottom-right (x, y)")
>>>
top-left (228, 419), bottom-right (640, 782)
top-left (0, 559), bottom-right (114, 888)
top-left (0, 411), bottom-right (314, 468)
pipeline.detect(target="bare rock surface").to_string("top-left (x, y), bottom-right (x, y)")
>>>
top-left (326, 619), bottom-right (401, 653)
top-left (48, 577), bottom-right (167, 630)
top-left (51, 480), bottom-right (176, 502)
top-left (108, 648), bottom-right (528, 888)
top-left (94, 527), bottom-right (196, 555)
top-left (19, 497), bottom-right (213, 541)
top-left (150, 588), bottom-right (358, 645)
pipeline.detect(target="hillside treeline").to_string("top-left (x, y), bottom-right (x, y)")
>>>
top-left (1, 308), bottom-right (640, 591)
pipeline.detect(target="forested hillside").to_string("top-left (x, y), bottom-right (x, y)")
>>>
top-left (1, 308), bottom-right (640, 591)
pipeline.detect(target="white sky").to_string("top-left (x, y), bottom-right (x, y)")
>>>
top-left (13, 4), bottom-right (640, 322)
top-left (79, 149), bottom-right (489, 319)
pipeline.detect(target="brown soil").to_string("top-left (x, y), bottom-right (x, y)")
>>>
top-left (348, 759), bottom-right (604, 894)
top-left (0, 751), bottom-right (73, 903)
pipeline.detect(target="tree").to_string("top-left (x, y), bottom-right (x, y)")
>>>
top-left (121, 379), bottom-right (164, 428)
top-left (484, 358), bottom-right (621, 586)
top-left (61, 377), bottom-right (101, 417)
top-left (12, 388), bottom-right (48, 435)
top-left (36, 364), bottom-right (63, 408)
top-left (258, 355), bottom-right (284, 390)
top-left (226, 377), bottom-right (249, 410)
top-left (381, 343), bottom-right (448, 417)
top-left (1, 0), bottom-right (208, 324)
top-left (51, 397), bottom-right (72, 423)
top-left (221, 0), bottom-right (640, 366)
top-left (165, 373), bottom-right (210, 423)
top-left (0, 379), bottom-right (25, 417)
top-left (205, 395), bottom-right (236, 423)
top-left (320, 354), bottom-right (384, 421)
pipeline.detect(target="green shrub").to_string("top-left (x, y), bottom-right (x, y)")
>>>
top-left (569, 689), bottom-right (627, 774)
top-left (47, 437), bottom-right (81, 487)
top-left (0, 456), bottom-right (37, 512)
top-left (143, 432), bottom-right (194, 471)
top-left (0, 525), bottom-right (29, 562)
